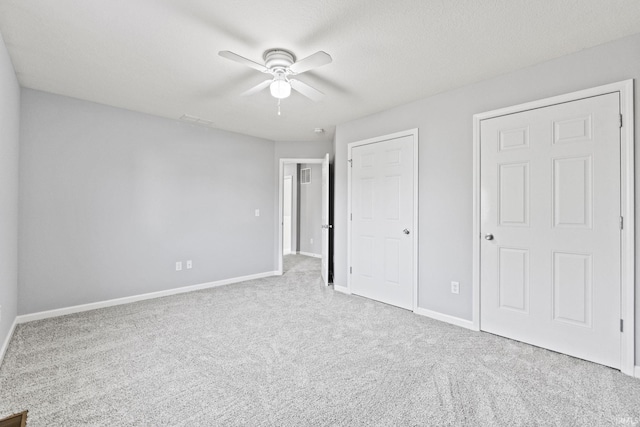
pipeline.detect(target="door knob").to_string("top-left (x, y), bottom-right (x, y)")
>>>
top-left (403, 229), bottom-right (410, 235)
top-left (484, 234), bottom-right (494, 240)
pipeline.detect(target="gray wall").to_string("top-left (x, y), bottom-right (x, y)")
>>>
top-left (298, 163), bottom-right (322, 256)
top-left (19, 89), bottom-right (276, 314)
top-left (334, 33), bottom-right (640, 361)
top-left (0, 32), bottom-right (20, 348)
top-left (274, 140), bottom-right (333, 161)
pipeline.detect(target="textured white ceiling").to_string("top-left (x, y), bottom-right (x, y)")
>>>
top-left (1, 0), bottom-right (639, 142)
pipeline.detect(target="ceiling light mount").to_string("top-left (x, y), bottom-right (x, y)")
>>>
top-left (263, 49), bottom-right (295, 73)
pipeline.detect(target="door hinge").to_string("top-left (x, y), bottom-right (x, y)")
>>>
top-left (350, 213), bottom-right (353, 220)
top-left (620, 216), bottom-right (624, 230)
top-left (620, 319), bottom-right (624, 332)
top-left (350, 267), bottom-right (352, 274)
top-left (348, 159), bottom-right (353, 167)
top-left (619, 114), bottom-right (623, 128)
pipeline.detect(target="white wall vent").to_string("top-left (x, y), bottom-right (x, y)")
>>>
top-left (180, 114), bottom-right (216, 128)
top-left (301, 168), bottom-right (311, 184)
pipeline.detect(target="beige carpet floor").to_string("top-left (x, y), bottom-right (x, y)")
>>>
top-left (1, 254), bottom-right (639, 426)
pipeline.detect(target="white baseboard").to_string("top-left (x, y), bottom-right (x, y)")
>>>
top-left (414, 307), bottom-right (476, 331)
top-left (297, 251), bottom-right (321, 258)
top-left (333, 285), bottom-right (351, 295)
top-left (0, 318), bottom-right (18, 367)
top-left (635, 365), bottom-right (640, 379)
top-left (17, 271), bottom-right (278, 324)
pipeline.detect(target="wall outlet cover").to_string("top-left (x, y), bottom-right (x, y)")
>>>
top-left (176, 261), bottom-right (183, 271)
top-left (451, 281), bottom-right (460, 294)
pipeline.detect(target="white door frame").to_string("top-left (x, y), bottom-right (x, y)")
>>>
top-left (472, 80), bottom-right (635, 375)
top-left (347, 128), bottom-right (419, 311)
top-left (277, 157), bottom-right (325, 275)
top-left (283, 175), bottom-right (293, 255)
top-left (321, 153), bottom-right (331, 285)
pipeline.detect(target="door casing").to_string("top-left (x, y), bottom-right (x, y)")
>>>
top-left (283, 175), bottom-right (293, 255)
top-left (347, 129), bottom-right (419, 311)
top-left (472, 80), bottom-right (635, 375)
top-left (321, 153), bottom-right (330, 285)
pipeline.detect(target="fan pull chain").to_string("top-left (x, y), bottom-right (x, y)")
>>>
top-left (277, 98), bottom-right (281, 116)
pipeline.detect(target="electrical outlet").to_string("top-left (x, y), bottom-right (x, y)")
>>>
top-left (451, 281), bottom-right (460, 294)
top-left (255, 209), bottom-right (260, 217)
top-left (176, 261), bottom-right (183, 271)
top-left (310, 238), bottom-right (313, 244)
top-left (186, 260), bottom-right (192, 269)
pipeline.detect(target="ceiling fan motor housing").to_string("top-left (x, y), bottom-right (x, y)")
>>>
top-left (263, 49), bottom-right (295, 72)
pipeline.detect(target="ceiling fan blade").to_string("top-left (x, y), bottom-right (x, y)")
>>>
top-left (289, 51), bottom-right (332, 74)
top-left (219, 51), bottom-right (268, 73)
top-left (290, 79), bottom-right (325, 101)
top-left (240, 79), bottom-right (272, 96)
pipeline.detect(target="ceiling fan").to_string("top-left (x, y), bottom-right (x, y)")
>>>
top-left (218, 48), bottom-right (332, 102)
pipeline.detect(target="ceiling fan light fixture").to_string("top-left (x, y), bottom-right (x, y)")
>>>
top-left (220, 48), bottom-right (331, 102)
top-left (270, 78), bottom-right (291, 99)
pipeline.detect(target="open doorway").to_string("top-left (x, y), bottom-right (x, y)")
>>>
top-left (277, 155), bottom-right (331, 284)
top-left (283, 162), bottom-right (321, 258)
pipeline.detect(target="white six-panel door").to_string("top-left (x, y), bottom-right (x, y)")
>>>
top-left (480, 93), bottom-right (621, 368)
top-left (350, 135), bottom-right (415, 310)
